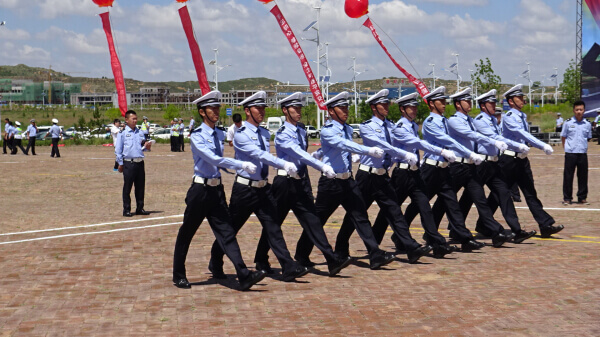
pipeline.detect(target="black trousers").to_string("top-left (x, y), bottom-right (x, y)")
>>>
top-left (3, 137), bottom-right (12, 153)
top-left (11, 139), bottom-right (26, 154)
top-left (459, 161), bottom-right (523, 235)
top-left (255, 175), bottom-right (338, 264)
top-left (173, 183), bottom-right (251, 281)
top-left (179, 134), bottom-right (184, 151)
top-left (210, 182), bottom-right (299, 273)
top-left (336, 170), bottom-right (420, 254)
top-left (403, 164), bottom-right (474, 244)
top-left (563, 153), bottom-right (588, 201)
top-left (170, 135), bottom-right (179, 152)
top-left (372, 167), bottom-right (448, 246)
top-left (296, 176), bottom-right (385, 260)
top-left (122, 160), bottom-right (145, 213)
top-left (50, 138), bottom-right (60, 157)
top-left (432, 163), bottom-right (503, 237)
top-left (25, 138), bottom-right (36, 155)
top-left (487, 155), bottom-right (555, 229)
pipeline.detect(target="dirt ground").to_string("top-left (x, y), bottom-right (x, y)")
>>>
top-left (1, 142), bottom-right (600, 336)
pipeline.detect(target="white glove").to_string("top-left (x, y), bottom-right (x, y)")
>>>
top-left (368, 147), bottom-right (384, 158)
top-left (283, 162), bottom-right (298, 175)
top-left (543, 144), bottom-right (553, 155)
top-left (352, 154), bottom-right (361, 163)
top-left (311, 151), bottom-right (322, 160)
top-left (518, 144), bottom-right (530, 154)
top-left (469, 152), bottom-right (483, 165)
top-left (321, 164), bottom-right (336, 178)
top-left (494, 140), bottom-right (508, 152)
top-left (441, 149), bottom-right (456, 163)
top-left (404, 152), bottom-right (418, 166)
top-left (241, 162), bottom-right (257, 174)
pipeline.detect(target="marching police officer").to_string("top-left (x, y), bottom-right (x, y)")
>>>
top-left (371, 92), bottom-right (458, 258)
top-left (561, 100), bottom-right (592, 205)
top-left (25, 119), bottom-right (38, 155)
top-left (431, 88), bottom-right (512, 248)
top-left (295, 91), bottom-right (397, 269)
top-left (469, 89), bottom-right (536, 243)
top-left (335, 89), bottom-right (432, 264)
top-left (115, 110), bottom-right (151, 217)
top-left (487, 84), bottom-right (564, 238)
top-left (402, 87), bottom-right (486, 252)
top-left (172, 90), bottom-right (266, 290)
top-left (3, 118), bottom-right (11, 154)
top-left (11, 121), bottom-right (27, 155)
top-left (209, 91), bottom-right (309, 282)
top-left (253, 92), bottom-right (352, 276)
top-left (45, 118), bottom-right (62, 158)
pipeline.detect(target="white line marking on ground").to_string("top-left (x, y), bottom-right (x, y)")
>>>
top-left (0, 222), bottom-right (182, 245)
top-left (0, 214), bottom-right (184, 237)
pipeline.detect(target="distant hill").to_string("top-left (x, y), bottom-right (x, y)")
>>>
top-left (0, 64), bottom-right (554, 95)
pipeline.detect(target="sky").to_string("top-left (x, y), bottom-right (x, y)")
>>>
top-left (0, 0), bottom-right (576, 89)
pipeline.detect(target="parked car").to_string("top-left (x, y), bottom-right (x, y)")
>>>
top-left (151, 128), bottom-right (172, 140)
top-left (349, 124), bottom-right (361, 138)
top-left (305, 125), bottom-right (319, 138)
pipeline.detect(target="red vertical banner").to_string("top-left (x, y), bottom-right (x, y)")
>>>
top-left (178, 5), bottom-right (211, 95)
top-left (270, 5), bottom-right (327, 110)
top-left (363, 18), bottom-right (430, 99)
top-left (99, 12), bottom-right (127, 116)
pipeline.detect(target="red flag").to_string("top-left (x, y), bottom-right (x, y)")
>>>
top-left (586, 0), bottom-right (600, 29)
top-left (270, 5), bottom-right (326, 110)
top-left (178, 5), bottom-right (211, 95)
top-left (363, 18), bottom-right (429, 99)
top-left (92, 0), bottom-right (114, 7)
top-left (99, 11), bottom-right (127, 116)
top-left (345, 0), bottom-right (369, 19)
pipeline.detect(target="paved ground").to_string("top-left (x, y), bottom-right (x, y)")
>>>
top-left (1, 141), bottom-right (600, 336)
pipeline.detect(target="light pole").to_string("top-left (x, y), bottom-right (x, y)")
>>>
top-left (552, 67), bottom-right (559, 104)
top-left (302, 4), bottom-right (323, 129)
top-left (468, 68), bottom-right (477, 107)
top-left (428, 63), bottom-right (436, 89)
top-left (540, 75), bottom-right (546, 108)
top-left (349, 57), bottom-right (367, 119)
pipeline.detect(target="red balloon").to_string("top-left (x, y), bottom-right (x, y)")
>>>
top-left (176, 0), bottom-right (189, 3)
top-left (345, 0), bottom-right (369, 19)
top-left (92, 0), bottom-right (114, 7)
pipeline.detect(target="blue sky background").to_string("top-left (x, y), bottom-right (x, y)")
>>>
top-left (0, 0), bottom-right (577, 89)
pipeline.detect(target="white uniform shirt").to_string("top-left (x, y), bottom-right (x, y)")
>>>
top-left (111, 125), bottom-right (121, 144)
top-left (226, 124), bottom-right (240, 142)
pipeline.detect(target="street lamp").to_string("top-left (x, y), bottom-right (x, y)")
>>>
top-left (451, 53), bottom-right (460, 91)
top-left (208, 48), bottom-right (231, 92)
top-left (428, 63), bottom-right (437, 89)
top-left (301, 4), bottom-right (324, 130)
top-left (551, 67), bottom-right (559, 105)
top-left (349, 56), bottom-right (367, 119)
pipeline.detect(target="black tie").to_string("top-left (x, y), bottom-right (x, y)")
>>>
top-left (520, 114), bottom-right (528, 131)
top-left (382, 121), bottom-right (391, 169)
top-left (257, 129), bottom-right (268, 179)
top-left (213, 131), bottom-right (222, 156)
top-left (296, 127), bottom-right (307, 177)
top-left (412, 122), bottom-right (421, 162)
top-left (467, 117), bottom-right (479, 153)
top-left (442, 118), bottom-right (449, 134)
top-left (343, 125), bottom-right (352, 172)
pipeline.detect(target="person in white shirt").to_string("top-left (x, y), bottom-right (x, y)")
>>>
top-left (226, 113), bottom-right (243, 146)
top-left (111, 119), bottom-right (122, 171)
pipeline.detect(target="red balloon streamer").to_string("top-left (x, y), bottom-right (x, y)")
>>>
top-left (270, 5), bottom-right (327, 110)
top-left (99, 11), bottom-right (128, 116)
top-left (586, 0), bottom-right (600, 29)
top-left (363, 18), bottom-right (430, 99)
top-left (178, 5), bottom-right (211, 95)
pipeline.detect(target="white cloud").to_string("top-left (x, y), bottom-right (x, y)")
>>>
top-left (0, 43), bottom-right (51, 62)
top-left (0, 0), bottom-right (19, 8)
top-left (37, 26), bottom-right (106, 54)
top-left (0, 27), bottom-right (31, 40)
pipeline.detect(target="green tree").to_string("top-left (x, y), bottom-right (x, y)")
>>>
top-left (560, 59), bottom-right (581, 104)
top-left (471, 58), bottom-right (502, 93)
top-left (105, 108), bottom-right (121, 121)
top-left (163, 104), bottom-right (180, 122)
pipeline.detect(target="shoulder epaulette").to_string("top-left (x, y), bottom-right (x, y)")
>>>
top-left (566, 118), bottom-right (572, 122)
top-left (324, 124), bottom-right (333, 128)
top-left (507, 112), bottom-right (512, 116)
top-left (426, 117), bottom-right (433, 123)
top-left (191, 126), bottom-right (202, 134)
top-left (237, 126), bottom-right (246, 132)
top-left (449, 114), bottom-right (458, 118)
top-left (476, 115), bottom-right (483, 120)
top-left (362, 120), bottom-right (372, 124)
top-left (397, 122), bottom-right (404, 128)
top-left (277, 125), bottom-right (285, 133)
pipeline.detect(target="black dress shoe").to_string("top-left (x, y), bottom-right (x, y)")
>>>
top-left (328, 256), bottom-right (352, 276)
top-left (491, 232), bottom-right (511, 248)
top-left (461, 240), bottom-right (484, 252)
top-left (370, 251), bottom-right (396, 270)
top-left (540, 225), bottom-right (565, 238)
top-left (135, 209), bottom-right (150, 215)
top-left (208, 261), bottom-right (227, 279)
top-left (123, 212), bottom-right (133, 217)
top-left (407, 245), bottom-right (432, 264)
top-left (294, 255), bottom-right (316, 268)
top-left (174, 278), bottom-right (191, 289)
top-left (239, 270), bottom-right (266, 291)
top-left (513, 230), bottom-right (536, 243)
top-left (255, 261), bottom-right (274, 274)
top-left (282, 265), bottom-right (310, 282)
top-left (433, 244), bottom-right (458, 258)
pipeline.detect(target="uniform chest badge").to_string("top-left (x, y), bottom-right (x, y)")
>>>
top-left (251, 137), bottom-right (257, 140)
top-left (207, 139), bottom-right (212, 143)
top-left (376, 129), bottom-right (382, 133)
top-left (126, 134), bottom-right (131, 137)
